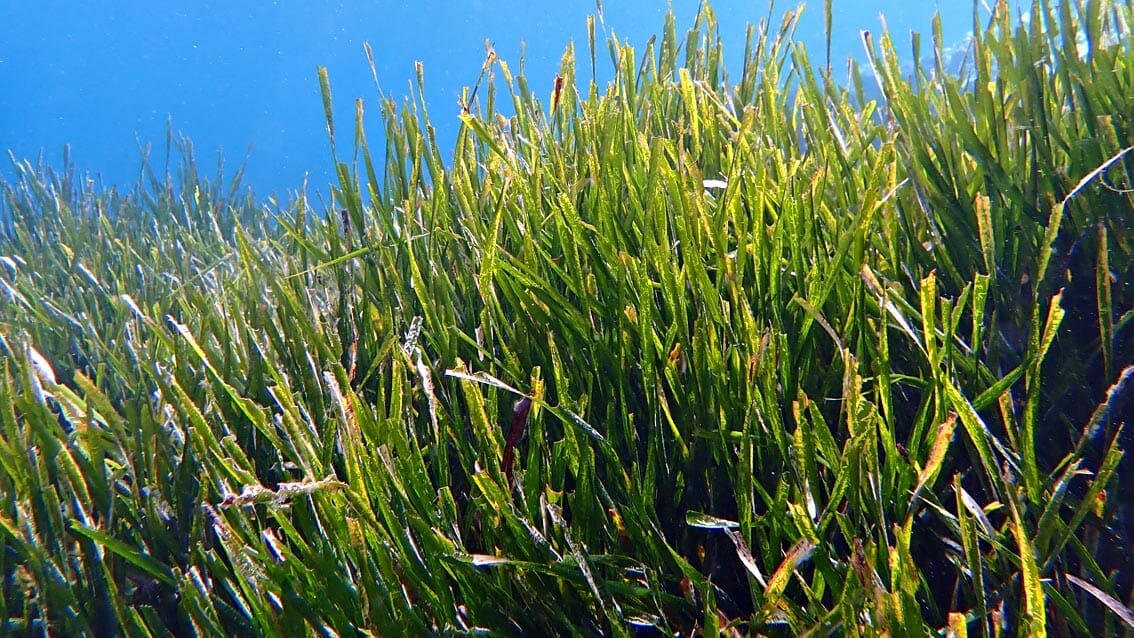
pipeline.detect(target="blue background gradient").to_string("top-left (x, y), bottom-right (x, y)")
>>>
top-left (1, 1), bottom-right (988, 198)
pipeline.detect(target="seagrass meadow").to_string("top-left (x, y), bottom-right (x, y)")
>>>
top-left (1, 0), bottom-right (1133, 634)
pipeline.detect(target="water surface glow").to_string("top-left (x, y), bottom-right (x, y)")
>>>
top-left (1, 1), bottom-right (987, 197)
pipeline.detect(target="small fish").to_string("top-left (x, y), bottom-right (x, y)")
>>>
top-left (340, 209), bottom-right (351, 238)
top-left (502, 397), bottom-right (532, 484)
top-left (551, 74), bottom-right (565, 115)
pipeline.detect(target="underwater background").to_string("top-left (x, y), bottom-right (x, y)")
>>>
top-left (1, 1), bottom-right (1004, 199)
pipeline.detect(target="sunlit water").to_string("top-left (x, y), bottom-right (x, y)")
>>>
top-left (1, 1), bottom-right (1019, 198)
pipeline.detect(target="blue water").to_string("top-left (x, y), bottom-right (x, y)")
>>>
top-left (0, 1), bottom-right (983, 200)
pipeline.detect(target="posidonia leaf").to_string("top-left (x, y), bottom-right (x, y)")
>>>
top-left (909, 411), bottom-right (957, 512)
top-left (1036, 146), bottom-right (1134, 288)
top-left (68, 521), bottom-right (176, 587)
top-left (724, 528), bottom-right (767, 588)
top-left (1004, 476), bottom-right (1046, 637)
top-left (1096, 223), bottom-right (1114, 381)
top-left (974, 193), bottom-right (995, 275)
top-left (943, 378), bottom-right (1011, 488)
top-left (762, 539), bottom-right (815, 605)
top-left (1065, 574), bottom-right (1134, 629)
top-left (1084, 366), bottom-right (1134, 439)
top-left (317, 66), bottom-right (335, 145)
top-left (685, 512), bottom-right (739, 529)
top-left (920, 270), bottom-right (938, 369)
top-left (445, 367), bottom-right (525, 397)
top-left (463, 554), bottom-right (518, 567)
top-left (1022, 291), bottom-right (1066, 500)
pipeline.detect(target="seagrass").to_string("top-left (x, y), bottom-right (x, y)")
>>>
top-left (0, 0), bottom-right (1131, 634)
